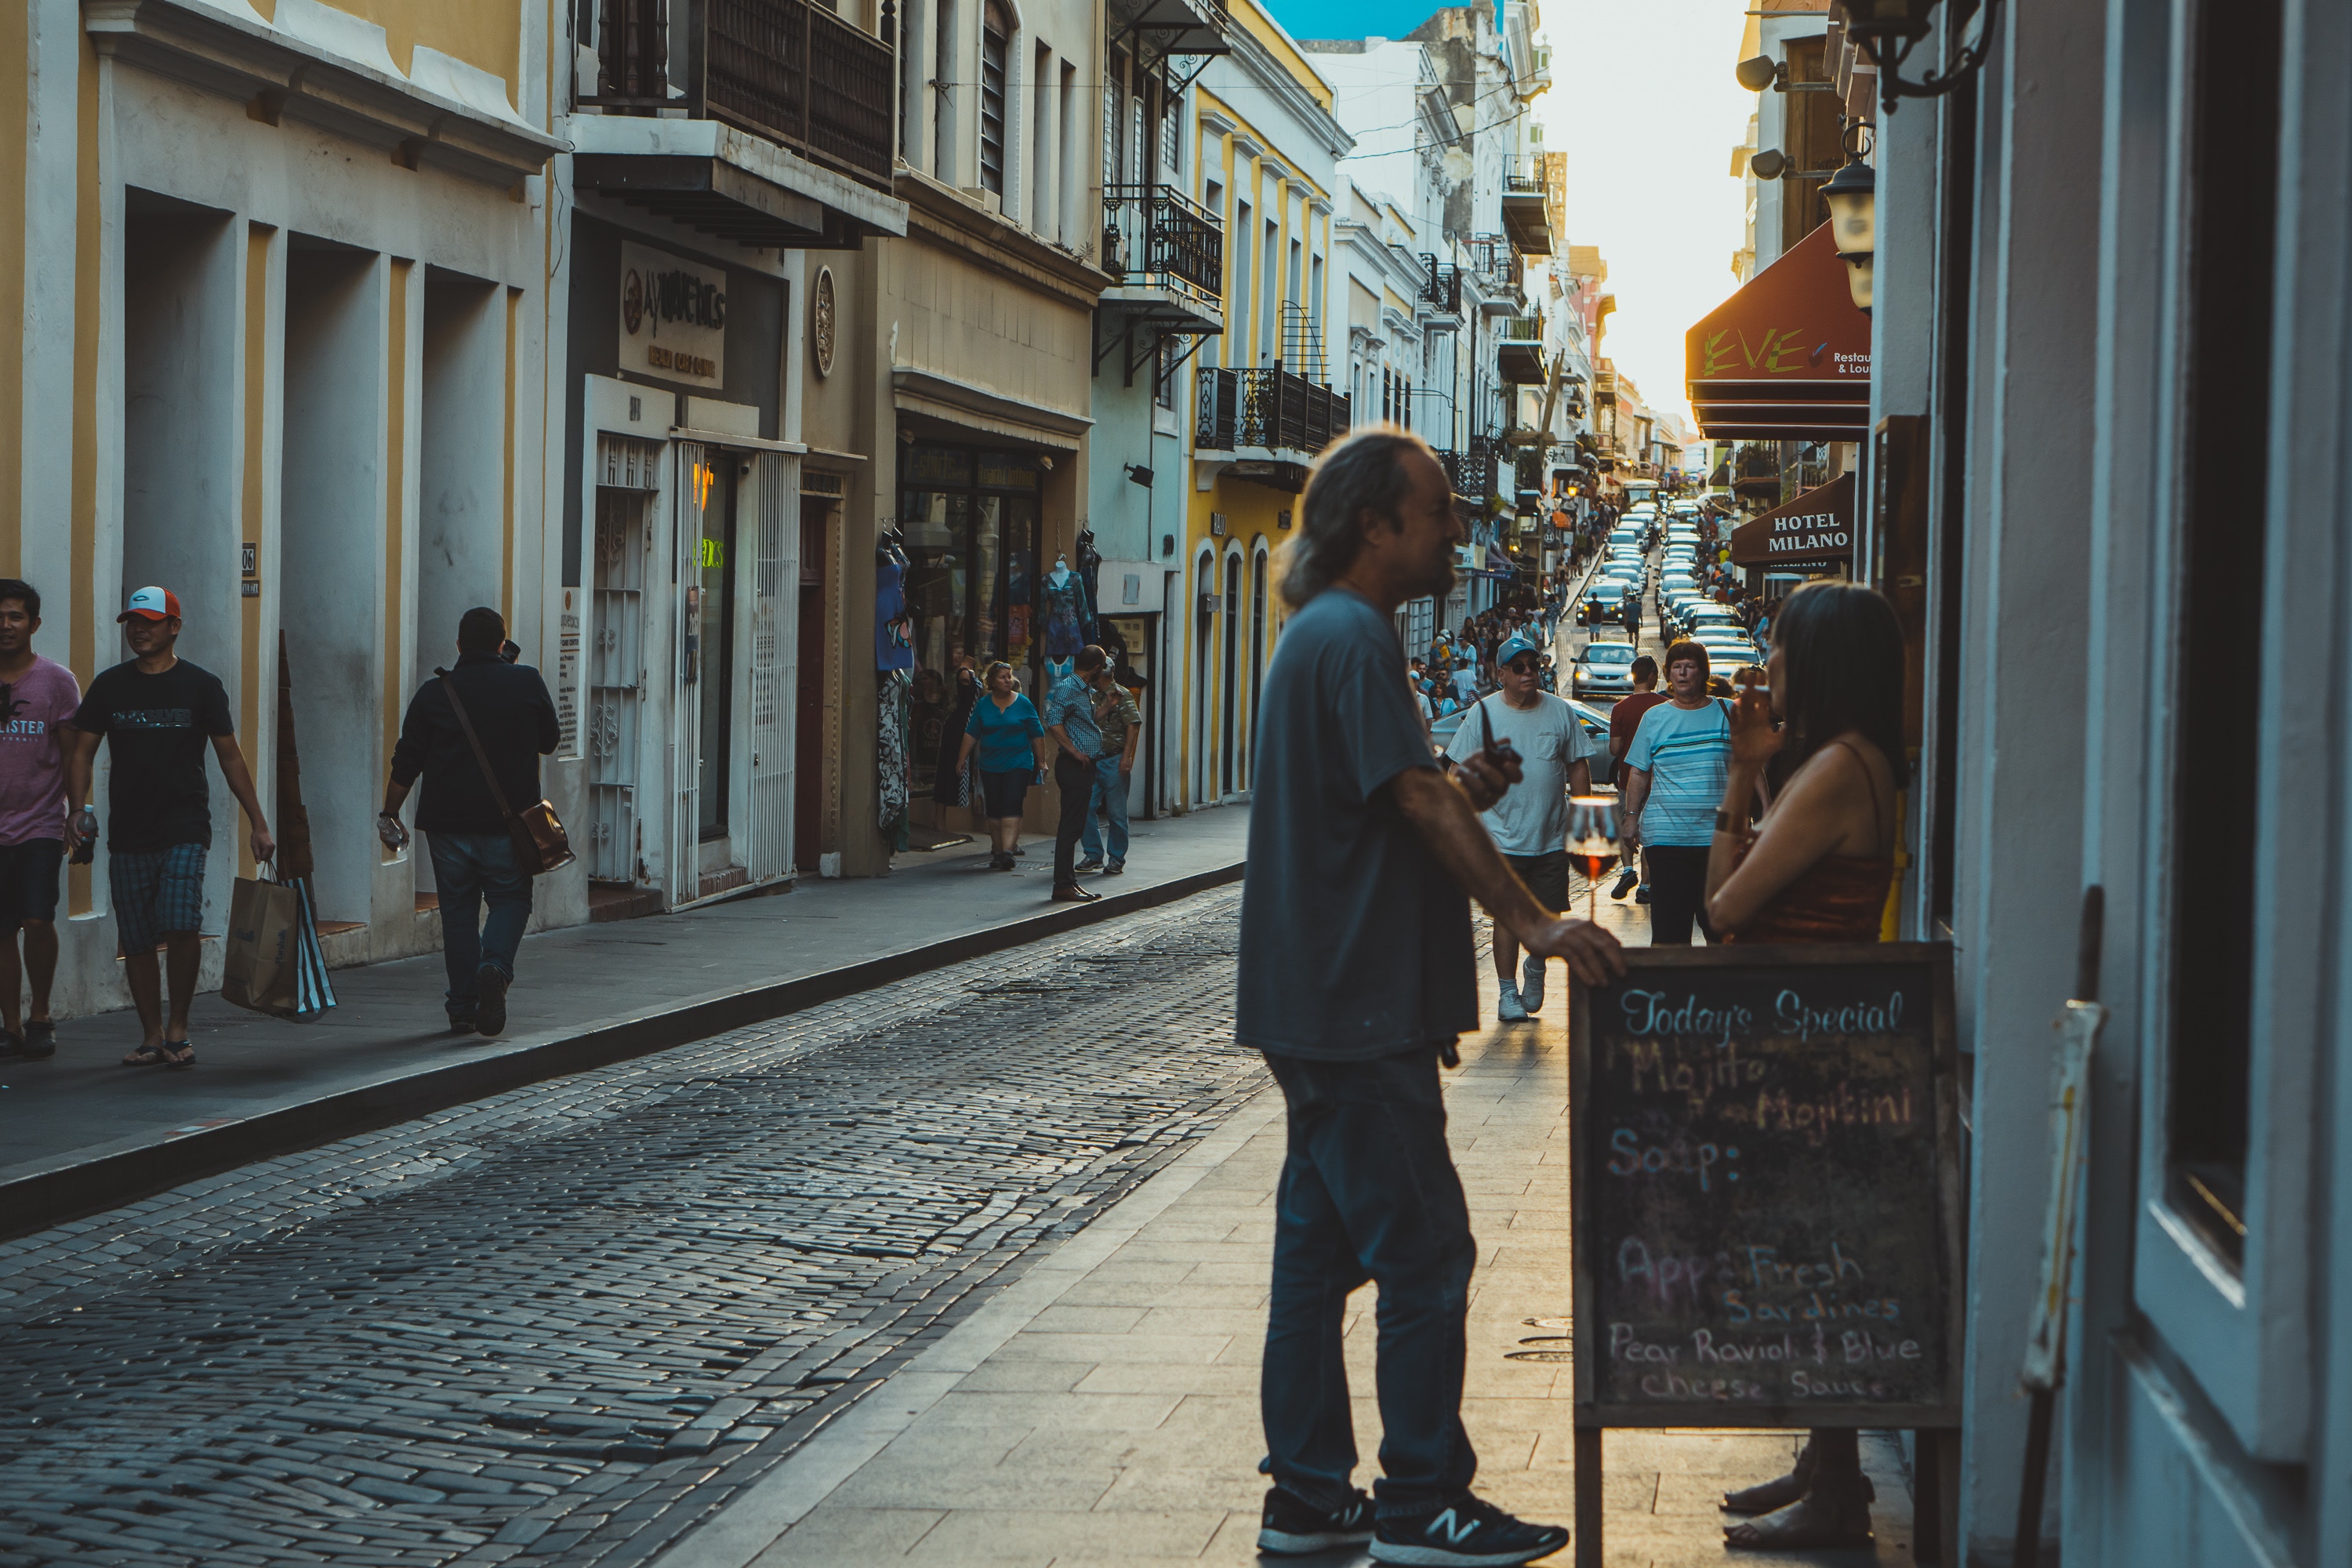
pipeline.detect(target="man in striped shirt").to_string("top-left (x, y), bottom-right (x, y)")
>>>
top-left (1620, 641), bottom-right (1732, 944)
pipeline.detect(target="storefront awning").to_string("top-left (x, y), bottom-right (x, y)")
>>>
top-left (1730, 472), bottom-right (1856, 569)
top-left (1686, 223), bottom-right (1871, 441)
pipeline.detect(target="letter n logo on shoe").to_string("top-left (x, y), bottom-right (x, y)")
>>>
top-left (1428, 1509), bottom-right (1480, 1545)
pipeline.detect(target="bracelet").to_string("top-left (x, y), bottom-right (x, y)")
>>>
top-left (1714, 810), bottom-right (1736, 833)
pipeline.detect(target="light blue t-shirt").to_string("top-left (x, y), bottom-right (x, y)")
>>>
top-left (964, 694), bottom-right (1044, 772)
top-left (1625, 698), bottom-right (1732, 848)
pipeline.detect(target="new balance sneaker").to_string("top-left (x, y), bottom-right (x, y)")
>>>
top-left (1519, 955), bottom-right (1546, 1014)
top-left (1073, 857), bottom-right (1105, 874)
top-left (1370, 1495), bottom-right (1570, 1566)
top-left (1495, 981), bottom-right (1529, 1023)
top-left (1258, 1485), bottom-right (1374, 1555)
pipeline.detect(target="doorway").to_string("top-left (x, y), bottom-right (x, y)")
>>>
top-left (795, 494), bottom-right (832, 872)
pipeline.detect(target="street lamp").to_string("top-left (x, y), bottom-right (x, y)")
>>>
top-left (1820, 132), bottom-right (1875, 313)
top-left (1831, 0), bottom-right (2005, 114)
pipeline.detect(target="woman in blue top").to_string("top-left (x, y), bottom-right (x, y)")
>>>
top-left (957, 661), bottom-right (1046, 869)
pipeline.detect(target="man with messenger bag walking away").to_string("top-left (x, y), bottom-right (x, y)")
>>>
top-left (379, 608), bottom-right (561, 1038)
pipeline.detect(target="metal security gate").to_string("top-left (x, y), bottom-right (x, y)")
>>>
top-left (742, 452), bottom-right (799, 883)
top-left (590, 437), bottom-right (662, 885)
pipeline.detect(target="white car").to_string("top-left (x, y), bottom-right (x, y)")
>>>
top-left (1573, 638), bottom-right (1643, 699)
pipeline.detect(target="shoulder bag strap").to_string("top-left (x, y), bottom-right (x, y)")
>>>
top-left (435, 669), bottom-right (517, 823)
top-left (1476, 693), bottom-right (1496, 751)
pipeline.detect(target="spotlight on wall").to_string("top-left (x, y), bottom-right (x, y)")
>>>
top-left (1748, 148), bottom-right (1788, 181)
top-left (1038, 454), bottom-right (1055, 470)
top-left (1735, 55), bottom-right (1778, 91)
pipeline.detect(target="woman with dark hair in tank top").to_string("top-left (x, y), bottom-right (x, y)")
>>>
top-left (1701, 580), bottom-right (1906, 1552)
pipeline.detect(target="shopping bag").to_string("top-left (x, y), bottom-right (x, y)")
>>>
top-left (289, 877), bottom-right (338, 1022)
top-left (221, 874), bottom-right (302, 1017)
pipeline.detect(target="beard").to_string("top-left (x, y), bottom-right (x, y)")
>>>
top-left (1411, 551), bottom-right (1458, 602)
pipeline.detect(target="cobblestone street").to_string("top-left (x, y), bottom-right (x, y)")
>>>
top-left (0, 891), bottom-right (1261, 1568)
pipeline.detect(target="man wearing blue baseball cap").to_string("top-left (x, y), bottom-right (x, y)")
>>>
top-left (1443, 630), bottom-right (1602, 1022)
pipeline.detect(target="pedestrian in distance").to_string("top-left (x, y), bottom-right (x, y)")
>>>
top-left (957, 661), bottom-right (1045, 872)
top-left (1704, 583), bottom-right (1905, 1551)
top-left (1607, 655), bottom-right (1666, 905)
top-left (0, 579), bottom-right (79, 1061)
top-left (1040, 644), bottom-right (1109, 902)
top-left (1444, 632), bottom-right (1600, 1024)
top-left (1619, 641), bottom-right (1733, 945)
top-left (377, 608), bottom-right (559, 1037)
top-left (63, 587), bottom-right (275, 1069)
top-left (1073, 662), bottom-right (1142, 877)
top-left (1240, 426), bottom-right (1623, 1567)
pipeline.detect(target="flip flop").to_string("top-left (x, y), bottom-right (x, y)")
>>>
top-left (124, 1041), bottom-right (196, 1068)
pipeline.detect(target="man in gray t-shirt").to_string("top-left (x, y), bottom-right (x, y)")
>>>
top-left (1238, 430), bottom-right (1621, 1568)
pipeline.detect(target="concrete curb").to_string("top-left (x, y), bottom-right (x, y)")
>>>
top-left (0, 861), bottom-right (1245, 1239)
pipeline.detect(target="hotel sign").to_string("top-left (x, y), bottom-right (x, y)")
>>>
top-left (1730, 473), bottom-right (1857, 569)
top-left (619, 241), bottom-right (727, 388)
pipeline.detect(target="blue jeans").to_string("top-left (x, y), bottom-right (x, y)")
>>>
top-left (428, 833), bottom-right (532, 1011)
top-left (1078, 754), bottom-right (1129, 862)
top-left (1260, 1047), bottom-right (1478, 1519)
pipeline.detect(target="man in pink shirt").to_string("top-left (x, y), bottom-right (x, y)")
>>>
top-left (0, 579), bottom-right (81, 1059)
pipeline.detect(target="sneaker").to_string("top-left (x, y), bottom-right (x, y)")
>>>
top-left (1370, 1495), bottom-right (1569, 1566)
top-left (1635, 882), bottom-right (1652, 906)
top-left (0, 1029), bottom-right (21, 1059)
top-left (1259, 1485), bottom-right (1374, 1555)
top-left (1496, 981), bottom-right (1529, 1023)
top-left (22, 1018), bottom-right (55, 1058)
top-left (475, 966), bottom-right (510, 1037)
top-left (1073, 857), bottom-right (1105, 874)
top-left (1519, 955), bottom-right (1546, 1014)
top-left (1105, 858), bottom-right (1125, 875)
top-left (445, 1010), bottom-right (477, 1036)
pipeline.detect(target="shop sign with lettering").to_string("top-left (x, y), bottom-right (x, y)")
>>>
top-left (619, 241), bottom-right (728, 388)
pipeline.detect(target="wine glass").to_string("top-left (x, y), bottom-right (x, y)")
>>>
top-left (1565, 797), bottom-right (1621, 921)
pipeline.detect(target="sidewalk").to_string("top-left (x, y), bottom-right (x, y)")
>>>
top-left (657, 918), bottom-right (1922, 1568)
top-left (0, 805), bottom-right (1250, 1236)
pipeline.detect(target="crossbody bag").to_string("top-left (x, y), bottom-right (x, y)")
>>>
top-left (435, 669), bottom-right (575, 877)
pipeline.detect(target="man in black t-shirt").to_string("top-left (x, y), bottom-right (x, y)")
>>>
top-left (64, 587), bottom-right (274, 1069)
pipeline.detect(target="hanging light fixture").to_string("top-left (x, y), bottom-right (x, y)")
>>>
top-left (1831, 0), bottom-right (2004, 114)
top-left (1821, 125), bottom-right (1875, 314)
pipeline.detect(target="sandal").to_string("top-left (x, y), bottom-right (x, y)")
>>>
top-left (1723, 1494), bottom-right (1874, 1551)
top-left (123, 1041), bottom-right (196, 1068)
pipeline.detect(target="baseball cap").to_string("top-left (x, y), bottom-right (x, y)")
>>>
top-left (1497, 633), bottom-right (1542, 667)
top-left (118, 586), bottom-right (182, 623)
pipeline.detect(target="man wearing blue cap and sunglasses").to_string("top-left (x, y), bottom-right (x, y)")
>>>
top-left (1443, 631), bottom-right (1601, 1022)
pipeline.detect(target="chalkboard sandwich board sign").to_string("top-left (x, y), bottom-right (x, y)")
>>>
top-left (1570, 942), bottom-right (1962, 1430)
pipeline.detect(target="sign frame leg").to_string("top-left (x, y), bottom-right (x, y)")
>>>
top-left (1574, 1426), bottom-right (1602, 1568)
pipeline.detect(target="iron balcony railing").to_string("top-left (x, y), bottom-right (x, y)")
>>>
top-left (1419, 256), bottom-right (1462, 315)
top-left (1503, 154), bottom-right (1552, 199)
top-left (1195, 366), bottom-right (1352, 455)
top-left (1468, 234), bottom-right (1523, 295)
top-left (1102, 184), bottom-right (1225, 307)
top-left (583, 0), bottom-right (895, 190)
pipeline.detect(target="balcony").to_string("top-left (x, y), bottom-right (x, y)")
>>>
top-left (572, 0), bottom-right (907, 249)
top-left (1467, 234), bottom-right (1523, 316)
top-left (1419, 256), bottom-right (1464, 322)
top-left (1100, 184), bottom-right (1225, 336)
top-left (1497, 316), bottom-right (1547, 387)
top-left (1108, 0), bottom-right (1232, 67)
top-left (1196, 365), bottom-right (1352, 491)
top-left (1502, 156), bottom-right (1554, 256)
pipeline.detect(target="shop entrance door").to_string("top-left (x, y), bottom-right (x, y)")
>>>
top-left (742, 452), bottom-right (797, 884)
top-left (589, 439), bottom-right (660, 886)
top-left (796, 495), bottom-right (832, 872)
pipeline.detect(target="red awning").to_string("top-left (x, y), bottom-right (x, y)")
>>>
top-left (1687, 224), bottom-right (1871, 441)
top-left (1730, 473), bottom-right (1856, 568)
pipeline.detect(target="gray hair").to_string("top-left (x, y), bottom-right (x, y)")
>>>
top-left (1279, 426), bottom-right (1434, 608)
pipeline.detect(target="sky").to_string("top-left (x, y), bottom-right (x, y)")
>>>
top-left (1266, 0), bottom-right (1757, 426)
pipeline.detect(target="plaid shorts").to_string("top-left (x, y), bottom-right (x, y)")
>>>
top-left (110, 842), bottom-right (209, 953)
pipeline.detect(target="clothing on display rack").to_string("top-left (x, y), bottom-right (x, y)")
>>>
top-left (1042, 554), bottom-right (1089, 662)
top-left (879, 666), bottom-right (911, 851)
top-left (877, 531), bottom-right (914, 672)
top-left (1075, 529), bottom-right (1105, 642)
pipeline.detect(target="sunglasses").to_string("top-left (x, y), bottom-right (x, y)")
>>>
top-left (1504, 659), bottom-right (1538, 675)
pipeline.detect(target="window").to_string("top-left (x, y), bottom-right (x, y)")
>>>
top-left (1232, 199), bottom-right (1253, 366)
top-left (1032, 44), bottom-right (1053, 233)
top-left (2165, 0), bottom-right (2282, 1270)
top-left (933, 0), bottom-right (955, 178)
top-left (978, 0), bottom-right (1010, 198)
top-left (1163, 89), bottom-right (1182, 176)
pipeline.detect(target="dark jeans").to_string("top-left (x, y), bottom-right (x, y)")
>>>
top-left (1646, 843), bottom-right (1716, 945)
top-left (1051, 753), bottom-right (1091, 886)
top-left (428, 833), bottom-right (533, 1011)
top-left (1261, 1047), bottom-right (1478, 1519)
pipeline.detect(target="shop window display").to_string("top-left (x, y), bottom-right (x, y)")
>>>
top-left (900, 445), bottom-right (1040, 800)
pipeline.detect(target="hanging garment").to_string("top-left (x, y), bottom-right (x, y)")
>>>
top-left (1076, 532), bottom-right (1105, 641)
top-left (1043, 573), bottom-right (1086, 660)
top-left (931, 669), bottom-right (980, 807)
top-left (877, 556), bottom-right (915, 671)
top-left (879, 668), bottom-right (912, 851)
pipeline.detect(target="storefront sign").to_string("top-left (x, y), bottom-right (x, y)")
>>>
top-left (556, 590), bottom-right (581, 757)
top-left (1730, 473), bottom-right (1857, 568)
top-left (619, 242), bottom-right (727, 388)
top-left (1686, 224), bottom-right (1871, 440)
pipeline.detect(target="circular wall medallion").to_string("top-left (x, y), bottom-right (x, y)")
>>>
top-left (812, 267), bottom-right (837, 379)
